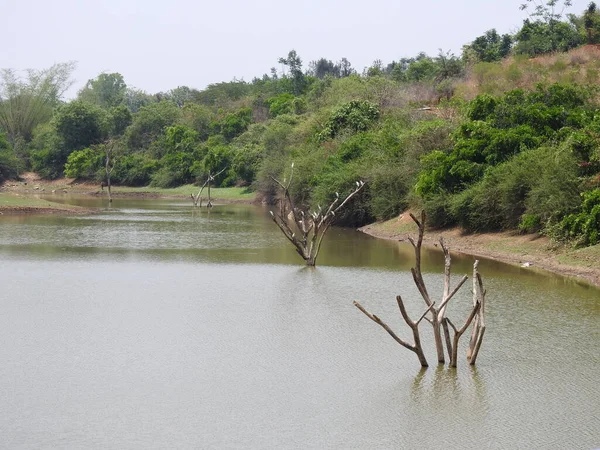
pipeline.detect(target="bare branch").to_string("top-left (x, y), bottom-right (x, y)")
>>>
top-left (353, 301), bottom-right (416, 352)
top-left (450, 301), bottom-right (481, 368)
top-left (415, 302), bottom-right (436, 326)
top-left (437, 274), bottom-right (469, 317)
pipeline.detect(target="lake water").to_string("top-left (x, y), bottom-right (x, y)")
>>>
top-left (1, 197), bottom-right (599, 449)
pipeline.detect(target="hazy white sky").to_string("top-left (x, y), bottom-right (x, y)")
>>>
top-left (2, 0), bottom-right (590, 96)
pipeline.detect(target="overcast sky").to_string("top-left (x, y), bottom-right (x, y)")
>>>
top-left (3, 0), bottom-right (590, 97)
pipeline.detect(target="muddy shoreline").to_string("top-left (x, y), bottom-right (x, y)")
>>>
top-left (359, 216), bottom-right (600, 288)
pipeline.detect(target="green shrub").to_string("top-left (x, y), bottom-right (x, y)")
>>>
top-left (421, 193), bottom-right (454, 229)
top-left (266, 93), bottom-right (296, 117)
top-left (557, 189), bottom-right (600, 246)
top-left (211, 107), bottom-right (253, 141)
top-left (519, 214), bottom-right (542, 233)
top-left (416, 84), bottom-right (595, 198)
top-left (318, 100), bottom-right (380, 141)
top-left (64, 147), bottom-right (104, 180)
top-left (149, 166), bottom-right (181, 188)
top-left (368, 166), bottom-right (409, 220)
top-left (524, 143), bottom-right (582, 224)
top-left (448, 148), bottom-right (546, 232)
top-left (112, 153), bottom-right (159, 186)
top-left (0, 134), bottom-right (18, 182)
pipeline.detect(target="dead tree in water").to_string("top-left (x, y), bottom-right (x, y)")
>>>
top-left (467, 261), bottom-right (486, 365)
top-left (104, 140), bottom-right (116, 204)
top-left (270, 163), bottom-right (365, 266)
top-left (191, 168), bottom-right (227, 208)
top-left (354, 211), bottom-right (486, 368)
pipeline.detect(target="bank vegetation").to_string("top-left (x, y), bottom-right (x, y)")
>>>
top-left (1, 1), bottom-right (600, 250)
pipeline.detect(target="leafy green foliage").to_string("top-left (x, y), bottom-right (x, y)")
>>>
top-left (194, 81), bottom-right (251, 106)
top-left (30, 101), bottom-right (109, 179)
top-left (465, 29), bottom-right (513, 63)
top-left (64, 147), bottom-right (104, 179)
top-left (0, 133), bottom-right (18, 182)
top-left (318, 101), bottom-right (380, 141)
top-left (558, 189), bottom-right (600, 245)
top-left (110, 104), bottom-right (133, 136)
top-left (7, 32), bottom-right (600, 250)
top-left (181, 103), bottom-right (214, 141)
top-left (514, 19), bottom-right (581, 56)
top-left (449, 148), bottom-right (547, 231)
top-left (265, 93), bottom-right (304, 117)
top-left (78, 73), bottom-right (127, 108)
top-left (0, 62), bottom-right (75, 145)
top-left (582, 2), bottom-right (600, 43)
top-left (124, 101), bottom-right (182, 151)
top-left (211, 108), bottom-right (252, 141)
top-left (278, 50), bottom-right (307, 95)
top-left (112, 153), bottom-right (159, 186)
top-left (149, 124), bottom-right (202, 187)
top-left (417, 84), bottom-right (594, 197)
top-left (54, 101), bottom-right (110, 151)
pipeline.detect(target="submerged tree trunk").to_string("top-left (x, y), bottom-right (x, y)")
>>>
top-left (191, 168), bottom-right (226, 208)
top-left (104, 140), bottom-right (115, 204)
top-left (354, 211), bottom-right (487, 369)
top-left (270, 163), bottom-right (365, 266)
top-left (467, 261), bottom-right (487, 364)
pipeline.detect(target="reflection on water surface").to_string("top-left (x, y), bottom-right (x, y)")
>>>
top-left (0, 197), bottom-right (598, 449)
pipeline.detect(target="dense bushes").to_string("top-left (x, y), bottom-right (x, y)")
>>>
top-left (64, 147), bottom-right (104, 180)
top-left (557, 189), bottom-right (600, 245)
top-left (0, 133), bottom-right (18, 182)
top-left (447, 145), bottom-right (580, 232)
top-left (5, 42), bottom-right (600, 250)
top-left (318, 101), bottom-right (380, 141)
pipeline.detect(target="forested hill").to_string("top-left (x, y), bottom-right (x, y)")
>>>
top-left (1, 0), bottom-right (600, 247)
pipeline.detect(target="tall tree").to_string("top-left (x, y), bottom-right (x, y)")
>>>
top-left (78, 73), bottom-right (127, 109)
top-left (54, 101), bottom-right (109, 152)
top-left (465, 29), bottom-right (513, 63)
top-left (0, 62), bottom-right (75, 148)
top-left (124, 87), bottom-right (153, 113)
top-left (339, 57), bottom-right (355, 77)
top-left (518, 0), bottom-right (577, 53)
top-left (520, 0), bottom-right (573, 24)
top-left (309, 58), bottom-right (341, 79)
top-left (583, 2), bottom-right (600, 43)
top-left (0, 132), bottom-right (18, 182)
top-left (161, 86), bottom-right (201, 107)
top-left (278, 50), bottom-right (306, 95)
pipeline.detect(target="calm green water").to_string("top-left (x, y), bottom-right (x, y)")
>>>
top-left (1, 196), bottom-right (599, 449)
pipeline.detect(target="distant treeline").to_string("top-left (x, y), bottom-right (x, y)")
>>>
top-left (1, 0), bottom-right (599, 246)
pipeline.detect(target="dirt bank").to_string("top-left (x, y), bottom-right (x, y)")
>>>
top-left (0, 172), bottom-right (256, 206)
top-left (360, 212), bottom-right (600, 288)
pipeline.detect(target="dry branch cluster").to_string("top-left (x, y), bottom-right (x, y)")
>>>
top-left (191, 168), bottom-right (227, 208)
top-left (270, 163), bottom-right (365, 266)
top-left (354, 212), bottom-right (486, 368)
